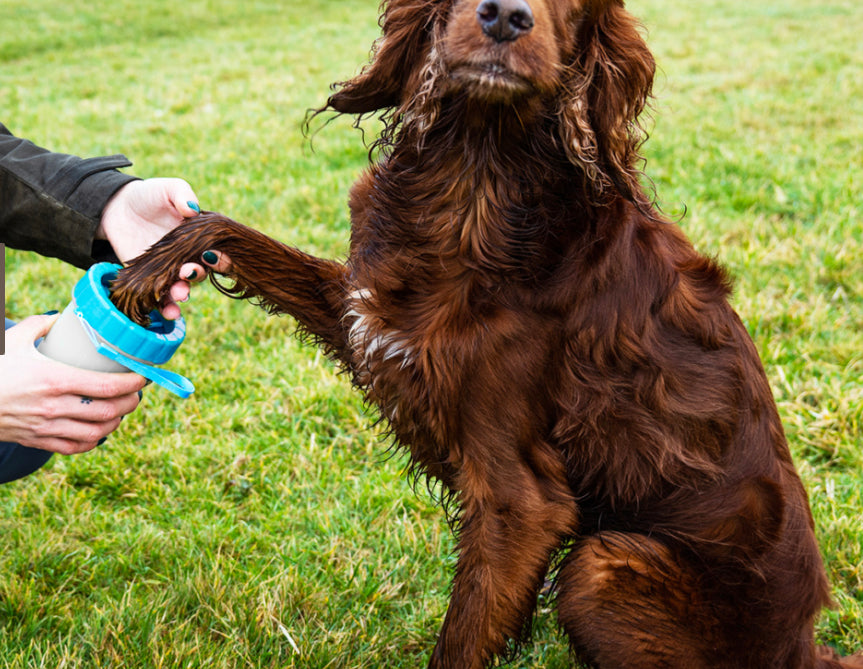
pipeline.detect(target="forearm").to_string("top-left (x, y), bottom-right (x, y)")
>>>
top-left (0, 123), bottom-right (138, 268)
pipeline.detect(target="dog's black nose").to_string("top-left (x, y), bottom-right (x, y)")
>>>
top-left (477, 0), bottom-right (534, 43)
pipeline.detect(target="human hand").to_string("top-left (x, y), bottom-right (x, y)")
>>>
top-left (98, 178), bottom-right (208, 319)
top-left (0, 316), bottom-right (147, 454)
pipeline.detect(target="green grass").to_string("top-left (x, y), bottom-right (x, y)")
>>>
top-left (1, 0), bottom-right (861, 666)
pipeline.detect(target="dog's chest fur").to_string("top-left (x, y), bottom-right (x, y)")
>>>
top-left (341, 156), bottom-right (568, 481)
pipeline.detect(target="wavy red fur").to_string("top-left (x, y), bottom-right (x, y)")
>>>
top-left (110, 212), bottom-right (350, 360)
top-left (110, 1), bottom-right (861, 667)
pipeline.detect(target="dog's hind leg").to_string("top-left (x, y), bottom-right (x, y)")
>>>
top-left (556, 531), bottom-right (826, 669)
top-left (556, 532), bottom-right (714, 668)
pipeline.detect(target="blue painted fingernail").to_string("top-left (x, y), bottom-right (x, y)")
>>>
top-left (187, 201), bottom-right (201, 213)
top-left (186, 270), bottom-right (198, 280)
top-left (97, 437), bottom-right (108, 446)
top-left (43, 310), bottom-right (60, 316)
top-left (202, 251), bottom-right (218, 264)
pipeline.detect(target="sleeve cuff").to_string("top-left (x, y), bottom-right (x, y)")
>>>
top-left (59, 155), bottom-right (139, 221)
top-left (62, 160), bottom-right (140, 265)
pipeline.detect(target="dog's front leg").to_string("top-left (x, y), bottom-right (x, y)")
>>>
top-left (110, 212), bottom-right (353, 362)
top-left (428, 453), bottom-right (577, 669)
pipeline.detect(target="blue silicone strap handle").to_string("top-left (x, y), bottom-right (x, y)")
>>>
top-left (75, 309), bottom-right (196, 398)
top-left (101, 349), bottom-right (196, 398)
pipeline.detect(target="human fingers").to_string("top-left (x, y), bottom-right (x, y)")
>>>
top-left (163, 274), bottom-right (202, 318)
top-left (180, 262), bottom-right (207, 284)
top-left (61, 388), bottom-right (142, 423)
top-left (169, 281), bottom-right (191, 306)
top-left (155, 282), bottom-right (190, 321)
top-left (46, 363), bottom-right (148, 399)
top-left (21, 415), bottom-right (124, 455)
top-left (159, 295), bottom-right (182, 321)
top-left (37, 385), bottom-right (141, 453)
top-left (4, 389), bottom-right (134, 454)
top-left (152, 263), bottom-right (206, 321)
top-left (201, 249), bottom-right (233, 274)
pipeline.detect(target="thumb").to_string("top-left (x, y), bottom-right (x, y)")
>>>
top-left (6, 314), bottom-right (59, 347)
top-left (162, 178), bottom-right (200, 218)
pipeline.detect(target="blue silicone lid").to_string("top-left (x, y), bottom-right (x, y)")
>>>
top-left (71, 262), bottom-right (195, 397)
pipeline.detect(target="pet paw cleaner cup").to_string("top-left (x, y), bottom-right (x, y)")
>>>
top-left (37, 262), bottom-right (195, 398)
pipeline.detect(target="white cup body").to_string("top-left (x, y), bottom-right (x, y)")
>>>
top-left (37, 302), bottom-right (129, 373)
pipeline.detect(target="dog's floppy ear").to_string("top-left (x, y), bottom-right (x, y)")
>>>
top-left (558, 0), bottom-right (655, 203)
top-left (326, 0), bottom-right (445, 115)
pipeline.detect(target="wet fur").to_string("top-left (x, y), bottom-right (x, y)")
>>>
top-left (110, 0), bottom-right (861, 667)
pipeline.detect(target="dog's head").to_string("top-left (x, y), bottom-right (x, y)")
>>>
top-left (325, 0), bottom-right (655, 201)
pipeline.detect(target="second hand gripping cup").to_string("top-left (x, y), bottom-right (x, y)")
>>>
top-left (37, 262), bottom-right (195, 398)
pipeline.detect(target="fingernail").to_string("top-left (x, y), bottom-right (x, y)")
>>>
top-left (97, 437), bottom-right (108, 446)
top-left (187, 201), bottom-right (201, 214)
top-left (43, 310), bottom-right (60, 316)
top-left (202, 251), bottom-right (218, 265)
top-left (137, 390), bottom-right (144, 400)
top-left (186, 270), bottom-right (198, 280)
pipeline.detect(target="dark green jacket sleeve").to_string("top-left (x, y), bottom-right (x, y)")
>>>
top-left (0, 122), bottom-right (139, 269)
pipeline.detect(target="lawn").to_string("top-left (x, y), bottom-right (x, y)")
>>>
top-left (1, 0), bottom-right (861, 666)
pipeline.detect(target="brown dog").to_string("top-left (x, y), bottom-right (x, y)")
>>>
top-left (111, 0), bottom-right (860, 666)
